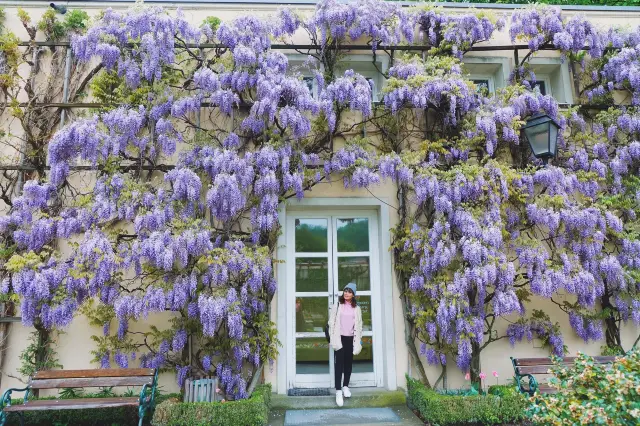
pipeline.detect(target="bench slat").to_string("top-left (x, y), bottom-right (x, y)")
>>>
top-left (516, 365), bottom-right (556, 375)
top-left (31, 376), bottom-right (153, 389)
top-left (33, 368), bottom-right (155, 380)
top-left (4, 397), bottom-right (140, 412)
top-left (520, 384), bottom-right (558, 395)
top-left (514, 356), bottom-right (615, 366)
top-left (514, 357), bottom-right (576, 366)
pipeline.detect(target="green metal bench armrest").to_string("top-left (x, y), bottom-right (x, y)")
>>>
top-left (516, 373), bottom-right (538, 396)
top-left (0, 387), bottom-right (30, 426)
top-left (1, 387), bottom-right (30, 408)
top-left (511, 357), bottom-right (539, 396)
top-left (138, 369), bottom-right (158, 425)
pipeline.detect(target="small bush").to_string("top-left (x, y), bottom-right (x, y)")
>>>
top-left (151, 384), bottom-right (271, 426)
top-left (407, 376), bottom-right (527, 426)
top-left (527, 349), bottom-right (640, 425)
top-left (487, 384), bottom-right (520, 398)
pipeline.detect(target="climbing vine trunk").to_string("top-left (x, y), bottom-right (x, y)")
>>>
top-left (470, 341), bottom-right (481, 390)
top-left (30, 325), bottom-right (51, 397)
top-left (602, 291), bottom-right (623, 353)
top-left (394, 184), bottom-right (431, 388)
top-left (0, 302), bottom-right (15, 390)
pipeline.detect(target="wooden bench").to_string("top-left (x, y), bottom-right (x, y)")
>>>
top-left (0, 368), bottom-right (158, 426)
top-left (511, 356), bottom-right (615, 396)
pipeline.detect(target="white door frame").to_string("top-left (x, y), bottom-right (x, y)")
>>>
top-left (287, 210), bottom-right (379, 388)
top-left (275, 198), bottom-right (397, 394)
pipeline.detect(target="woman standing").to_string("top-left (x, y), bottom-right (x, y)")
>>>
top-left (328, 282), bottom-right (363, 407)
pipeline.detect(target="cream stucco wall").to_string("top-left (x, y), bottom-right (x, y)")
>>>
top-left (0, 0), bottom-right (639, 396)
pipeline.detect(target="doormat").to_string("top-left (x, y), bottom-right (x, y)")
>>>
top-left (287, 388), bottom-right (331, 396)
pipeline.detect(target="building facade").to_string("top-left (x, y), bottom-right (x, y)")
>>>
top-left (0, 0), bottom-right (639, 396)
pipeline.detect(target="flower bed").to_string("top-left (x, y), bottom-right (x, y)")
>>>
top-left (527, 350), bottom-right (640, 425)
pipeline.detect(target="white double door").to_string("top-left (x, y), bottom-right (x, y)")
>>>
top-left (287, 211), bottom-right (381, 389)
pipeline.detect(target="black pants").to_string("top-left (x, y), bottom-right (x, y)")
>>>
top-left (334, 335), bottom-right (354, 390)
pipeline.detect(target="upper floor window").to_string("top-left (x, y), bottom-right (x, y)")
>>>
top-left (463, 57), bottom-right (510, 95)
top-left (287, 54), bottom-right (388, 103)
top-left (527, 59), bottom-right (573, 103)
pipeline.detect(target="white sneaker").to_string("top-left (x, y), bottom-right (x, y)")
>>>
top-left (335, 390), bottom-right (344, 407)
top-left (342, 386), bottom-right (351, 398)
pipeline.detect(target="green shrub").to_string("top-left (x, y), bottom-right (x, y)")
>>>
top-left (527, 349), bottom-right (640, 425)
top-left (151, 384), bottom-right (271, 426)
top-left (4, 392), bottom-right (179, 425)
top-left (487, 384), bottom-right (520, 398)
top-left (407, 376), bottom-right (527, 426)
top-left (435, 387), bottom-right (479, 396)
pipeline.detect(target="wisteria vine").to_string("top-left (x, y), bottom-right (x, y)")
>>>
top-left (0, 1), bottom-right (639, 396)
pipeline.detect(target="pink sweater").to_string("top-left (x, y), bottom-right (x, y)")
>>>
top-left (340, 303), bottom-right (356, 336)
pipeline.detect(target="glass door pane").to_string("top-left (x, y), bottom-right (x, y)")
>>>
top-left (294, 218), bottom-right (332, 386)
top-left (296, 337), bottom-right (330, 374)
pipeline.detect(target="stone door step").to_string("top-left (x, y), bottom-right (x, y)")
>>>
top-left (284, 408), bottom-right (400, 425)
top-left (271, 389), bottom-right (406, 410)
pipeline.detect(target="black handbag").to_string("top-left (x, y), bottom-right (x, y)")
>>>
top-left (325, 305), bottom-right (335, 342)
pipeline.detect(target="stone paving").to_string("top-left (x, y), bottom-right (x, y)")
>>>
top-left (268, 388), bottom-right (424, 425)
top-left (268, 405), bottom-right (424, 426)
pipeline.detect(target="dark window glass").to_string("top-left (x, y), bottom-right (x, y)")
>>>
top-left (303, 76), bottom-right (314, 97)
top-left (337, 218), bottom-right (369, 252)
top-left (526, 80), bottom-right (547, 96)
top-left (472, 79), bottom-right (490, 93)
top-left (296, 337), bottom-right (330, 374)
top-left (295, 257), bottom-right (329, 292)
top-left (295, 218), bottom-right (327, 252)
top-left (338, 256), bottom-right (371, 291)
top-left (295, 297), bottom-right (328, 332)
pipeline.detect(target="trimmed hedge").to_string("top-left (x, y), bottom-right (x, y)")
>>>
top-left (151, 384), bottom-right (271, 426)
top-left (407, 376), bottom-right (527, 426)
top-left (5, 393), bottom-right (180, 426)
